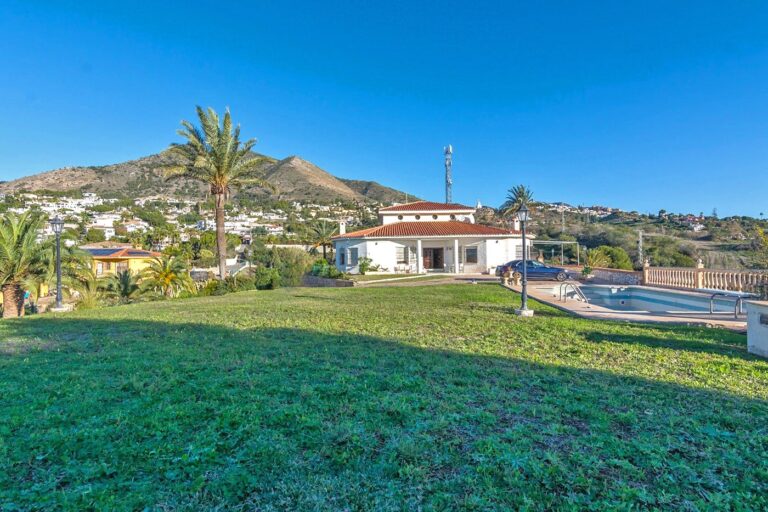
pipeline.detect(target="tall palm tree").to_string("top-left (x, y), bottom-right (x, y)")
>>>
top-left (166, 106), bottom-right (273, 280)
top-left (501, 185), bottom-right (534, 216)
top-left (0, 212), bottom-right (50, 318)
top-left (309, 220), bottom-right (338, 261)
top-left (104, 270), bottom-right (144, 303)
top-left (143, 255), bottom-right (195, 298)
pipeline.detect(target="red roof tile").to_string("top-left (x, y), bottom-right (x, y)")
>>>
top-left (379, 200), bottom-right (474, 212)
top-left (333, 221), bottom-right (520, 239)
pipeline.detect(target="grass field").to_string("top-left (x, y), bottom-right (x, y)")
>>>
top-left (1, 284), bottom-right (767, 510)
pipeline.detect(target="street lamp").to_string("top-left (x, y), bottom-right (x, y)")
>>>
top-left (515, 203), bottom-right (533, 317)
top-left (50, 216), bottom-right (65, 311)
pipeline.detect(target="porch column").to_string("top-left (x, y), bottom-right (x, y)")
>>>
top-left (416, 239), bottom-right (423, 273)
top-left (453, 239), bottom-right (460, 274)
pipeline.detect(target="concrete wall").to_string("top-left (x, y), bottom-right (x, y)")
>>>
top-left (747, 301), bottom-right (768, 358)
top-left (302, 275), bottom-right (355, 288)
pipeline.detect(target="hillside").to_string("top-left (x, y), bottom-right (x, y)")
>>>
top-left (0, 151), bottom-right (415, 204)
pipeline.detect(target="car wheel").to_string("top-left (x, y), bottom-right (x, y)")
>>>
top-left (556, 272), bottom-right (567, 281)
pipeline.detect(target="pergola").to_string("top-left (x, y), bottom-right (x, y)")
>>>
top-left (531, 240), bottom-right (582, 266)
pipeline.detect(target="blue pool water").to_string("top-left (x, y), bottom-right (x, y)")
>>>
top-left (575, 285), bottom-right (744, 313)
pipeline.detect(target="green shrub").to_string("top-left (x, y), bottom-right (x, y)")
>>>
top-left (254, 267), bottom-right (281, 290)
top-left (251, 247), bottom-right (313, 287)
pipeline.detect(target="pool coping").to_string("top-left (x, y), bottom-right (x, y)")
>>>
top-left (502, 281), bottom-right (748, 332)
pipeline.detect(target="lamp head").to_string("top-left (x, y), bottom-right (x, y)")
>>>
top-left (50, 216), bottom-right (64, 235)
top-left (516, 203), bottom-right (530, 222)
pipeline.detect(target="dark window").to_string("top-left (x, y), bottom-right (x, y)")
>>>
top-left (432, 214), bottom-right (438, 219)
top-left (339, 251), bottom-right (346, 265)
top-left (397, 215), bottom-right (403, 220)
top-left (350, 248), bottom-right (359, 266)
top-left (465, 247), bottom-right (478, 264)
top-left (415, 215), bottom-right (421, 220)
top-left (450, 214), bottom-right (456, 220)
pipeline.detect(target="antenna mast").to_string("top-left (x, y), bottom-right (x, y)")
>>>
top-left (444, 144), bottom-right (453, 204)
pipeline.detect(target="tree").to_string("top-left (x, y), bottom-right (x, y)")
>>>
top-left (104, 270), bottom-right (144, 303)
top-left (501, 185), bottom-right (533, 216)
top-left (142, 256), bottom-right (195, 298)
top-left (0, 212), bottom-right (50, 318)
top-left (63, 260), bottom-right (106, 309)
top-left (585, 248), bottom-right (611, 269)
top-left (85, 228), bottom-right (106, 243)
top-left (309, 220), bottom-right (338, 261)
top-left (167, 106), bottom-right (274, 280)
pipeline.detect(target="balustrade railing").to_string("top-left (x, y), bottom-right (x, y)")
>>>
top-left (643, 265), bottom-right (768, 295)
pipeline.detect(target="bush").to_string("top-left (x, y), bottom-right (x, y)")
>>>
top-left (199, 280), bottom-right (229, 296)
top-left (226, 274), bottom-right (256, 293)
top-left (251, 247), bottom-right (313, 287)
top-left (253, 267), bottom-right (281, 290)
top-left (358, 257), bottom-right (382, 275)
top-left (311, 260), bottom-right (347, 279)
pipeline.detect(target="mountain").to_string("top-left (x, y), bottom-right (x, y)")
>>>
top-left (0, 151), bottom-right (416, 204)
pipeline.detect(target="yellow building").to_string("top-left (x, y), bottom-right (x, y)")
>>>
top-left (82, 246), bottom-right (161, 276)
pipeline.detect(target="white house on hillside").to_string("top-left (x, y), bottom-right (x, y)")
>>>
top-left (332, 201), bottom-right (532, 274)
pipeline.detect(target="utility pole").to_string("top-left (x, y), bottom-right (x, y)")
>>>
top-left (444, 145), bottom-right (453, 204)
top-left (637, 230), bottom-right (644, 267)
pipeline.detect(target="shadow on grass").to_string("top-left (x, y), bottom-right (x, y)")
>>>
top-left (1, 317), bottom-right (767, 510)
top-left (581, 327), bottom-right (758, 361)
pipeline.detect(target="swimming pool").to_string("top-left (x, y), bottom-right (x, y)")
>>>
top-left (571, 285), bottom-right (747, 314)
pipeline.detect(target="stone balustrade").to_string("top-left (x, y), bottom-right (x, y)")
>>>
top-left (643, 260), bottom-right (768, 295)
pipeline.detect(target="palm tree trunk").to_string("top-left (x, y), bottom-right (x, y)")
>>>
top-left (214, 193), bottom-right (227, 280)
top-left (322, 244), bottom-right (327, 261)
top-left (2, 283), bottom-right (25, 318)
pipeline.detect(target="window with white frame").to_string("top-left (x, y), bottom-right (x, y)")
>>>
top-left (465, 247), bottom-right (478, 264)
top-left (515, 245), bottom-right (524, 259)
top-left (396, 246), bottom-right (409, 265)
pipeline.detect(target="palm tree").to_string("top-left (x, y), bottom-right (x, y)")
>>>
top-left (63, 261), bottom-right (106, 310)
top-left (501, 185), bottom-right (534, 216)
top-left (0, 212), bottom-right (50, 318)
top-left (104, 270), bottom-right (144, 303)
top-left (167, 106), bottom-right (273, 280)
top-left (143, 255), bottom-right (195, 298)
top-left (309, 220), bottom-right (338, 261)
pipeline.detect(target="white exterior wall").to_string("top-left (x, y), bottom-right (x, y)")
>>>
top-left (334, 236), bottom-right (530, 274)
top-left (380, 212), bottom-right (475, 225)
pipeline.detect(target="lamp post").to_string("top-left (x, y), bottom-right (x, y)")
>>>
top-left (515, 203), bottom-right (533, 317)
top-left (50, 216), bottom-right (65, 311)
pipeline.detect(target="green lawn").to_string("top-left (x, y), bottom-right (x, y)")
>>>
top-left (1, 284), bottom-right (767, 510)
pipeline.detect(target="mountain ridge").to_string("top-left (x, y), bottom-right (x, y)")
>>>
top-left (0, 151), bottom-right (416, 204)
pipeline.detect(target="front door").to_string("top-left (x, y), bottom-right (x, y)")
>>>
top-left (422, 248), bottom-right (444, 270)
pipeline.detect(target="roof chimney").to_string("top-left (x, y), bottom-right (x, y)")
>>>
top-left (339, 220), bottom-right (346, 235)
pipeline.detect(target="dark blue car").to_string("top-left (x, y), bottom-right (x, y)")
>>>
top-left (496, 260), bottom-right (569, 281)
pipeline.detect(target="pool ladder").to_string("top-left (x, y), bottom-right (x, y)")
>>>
top-left (559, 282), bottom-right (590, 305)
top-left (709, 292), bottom-right (751, 319)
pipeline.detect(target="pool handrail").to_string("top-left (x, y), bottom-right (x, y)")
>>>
top-left (709, 291), bottom-right (756, 319)
top-left (559, 282), bottom-right (589, 305)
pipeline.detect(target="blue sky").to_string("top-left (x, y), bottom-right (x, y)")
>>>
top-left (1, 1), bottom-right (767, 216)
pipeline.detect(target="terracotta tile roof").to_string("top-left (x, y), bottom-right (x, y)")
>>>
top-left (84, 247), bottom-right (161, 259)
top-left (379, 200), bottom-right (475, 212)
top-left (333, 221), bottom-right (520, 239)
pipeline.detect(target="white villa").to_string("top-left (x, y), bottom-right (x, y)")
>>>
top-left (332, 201), bottom-right (532, 274)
